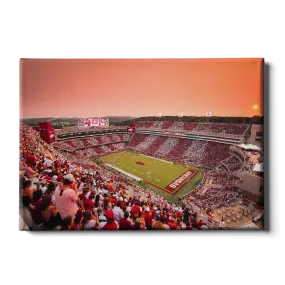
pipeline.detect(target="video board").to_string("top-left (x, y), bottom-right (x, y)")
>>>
top-left (78, 118), bottom-right (109, 127)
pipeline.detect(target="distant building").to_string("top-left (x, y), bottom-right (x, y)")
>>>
top-left (235, 172), bottom-right (264, 204)
top-left (249, 124), bottom-right (263, 147)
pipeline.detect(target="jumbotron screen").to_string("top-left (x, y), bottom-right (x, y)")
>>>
top-left (78, 117), bottom-right (109, 128)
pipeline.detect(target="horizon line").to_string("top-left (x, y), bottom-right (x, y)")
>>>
top-left (20, 115), bottom-right (263, 120)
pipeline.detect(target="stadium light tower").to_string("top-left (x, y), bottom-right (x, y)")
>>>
top-left (205, 112), bottom-right (212, 123)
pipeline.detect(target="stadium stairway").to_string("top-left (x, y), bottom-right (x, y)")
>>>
top-left (128, 133), bottom-right (136, 144)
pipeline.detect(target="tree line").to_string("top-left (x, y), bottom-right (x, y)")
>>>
top-left (112, 116), bottom-right (264, 126)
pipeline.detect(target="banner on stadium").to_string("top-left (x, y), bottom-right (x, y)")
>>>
top-left (127, 122), bottom-right (136, 133)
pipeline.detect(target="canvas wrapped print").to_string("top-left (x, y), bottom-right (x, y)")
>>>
top-left (19, 58), bottom-right (264, 231)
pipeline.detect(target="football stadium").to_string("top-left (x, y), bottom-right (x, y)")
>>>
top-left (20, 117), bottom-right (264, 230)
top-left (19, 58), bottom-right (264, 231)
top-left (101, 150), bottom-right (203, 202)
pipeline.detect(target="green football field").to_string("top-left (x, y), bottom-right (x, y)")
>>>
top-left (100, 151), bottom-right (204, 202)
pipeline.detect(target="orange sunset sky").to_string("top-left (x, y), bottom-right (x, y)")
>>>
top-left (20, 58), bottom-right (263, 118)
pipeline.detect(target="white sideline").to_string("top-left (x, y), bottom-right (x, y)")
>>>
top-left (105, 163), bottom-right (142, 182)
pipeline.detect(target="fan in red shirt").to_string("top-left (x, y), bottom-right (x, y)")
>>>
top-left (46, 174), bottom-right (53, 181)
top-left (176, 211), bottom-right (183, 219)
top-left (26, 151), bottom-right (31, 166)
top-left (26, 152), bottom-right (36, 166)
top-left (143, 207), bottom-right (153, 225)
top-left (184, 222), bottom-right (193, 230)
top-left (79, 188), bottom-right (89, 201)
top-left (84, 193), bottom-right (95, 210)
top-left (119, 186), bottom-right (126, 198)
top-left (57, 172), bottom-right (64, 182)
top-left (130, 201), bottom-right (140, 218)
top-left (161, 213), bottom-right (168, 224)
top-left (40, 171), bottom-right (53, 182)
top-left (75, 206), bottom-right (84, 223)
top-left (119, 211), bottom-right (132, 230)
top-left (109, 195), bottom-right (117, 207)
top-left (29, 190), bottom-right (43, 225)
top-left (107, 180), bottom-right (115, 193)
top-left (196, 219), bottom-right (206, 229)
top-left (120, 199), bottom-right (127, 209)
top-left (162, 213), bottom-right (169, 224)
top-left (100, 210), bottom-right (118, 230)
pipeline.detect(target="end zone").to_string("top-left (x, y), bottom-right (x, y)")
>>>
top-left (144, 168), bottom-right (199, 196)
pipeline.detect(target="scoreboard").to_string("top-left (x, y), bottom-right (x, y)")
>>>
top-left (78, 117), bottom-right (109, 128)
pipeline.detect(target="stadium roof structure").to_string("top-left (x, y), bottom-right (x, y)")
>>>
top-left (253, 162), bottom-right (264, 172)
top-left (237, 143), bottom-right (261, 151)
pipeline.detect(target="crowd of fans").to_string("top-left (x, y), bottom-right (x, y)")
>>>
top-left (135, 121), bottom-right (250, 139)
top-left (168, 122), bottom-right (184, 131)
top-left (127, 133), bottom-right (149, 148)
top-left (221, 156), bottom-right (243, 172)
top-left (20, 123), bottom-right (212, 230)
top-left (142, 136), bottom-right (167, 156)
top-left (155, 138), bottom-right (179, 156)
top-left (167, 139), bottom-right (190, 161)
top-left (128, 135), bottom-right (158, 153)
top-left (59, 143), bottom-right (127, 163)
top-left (161, 121), bottom-right (175, 129)
top-left (20, 120), bottom-right (263, 231)
top-left (201, 142), bottom-right (231, 168)
top-left (128, 135), bottom-right (231, 169)
top-left (185, 166), bottom-right (242, 210)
